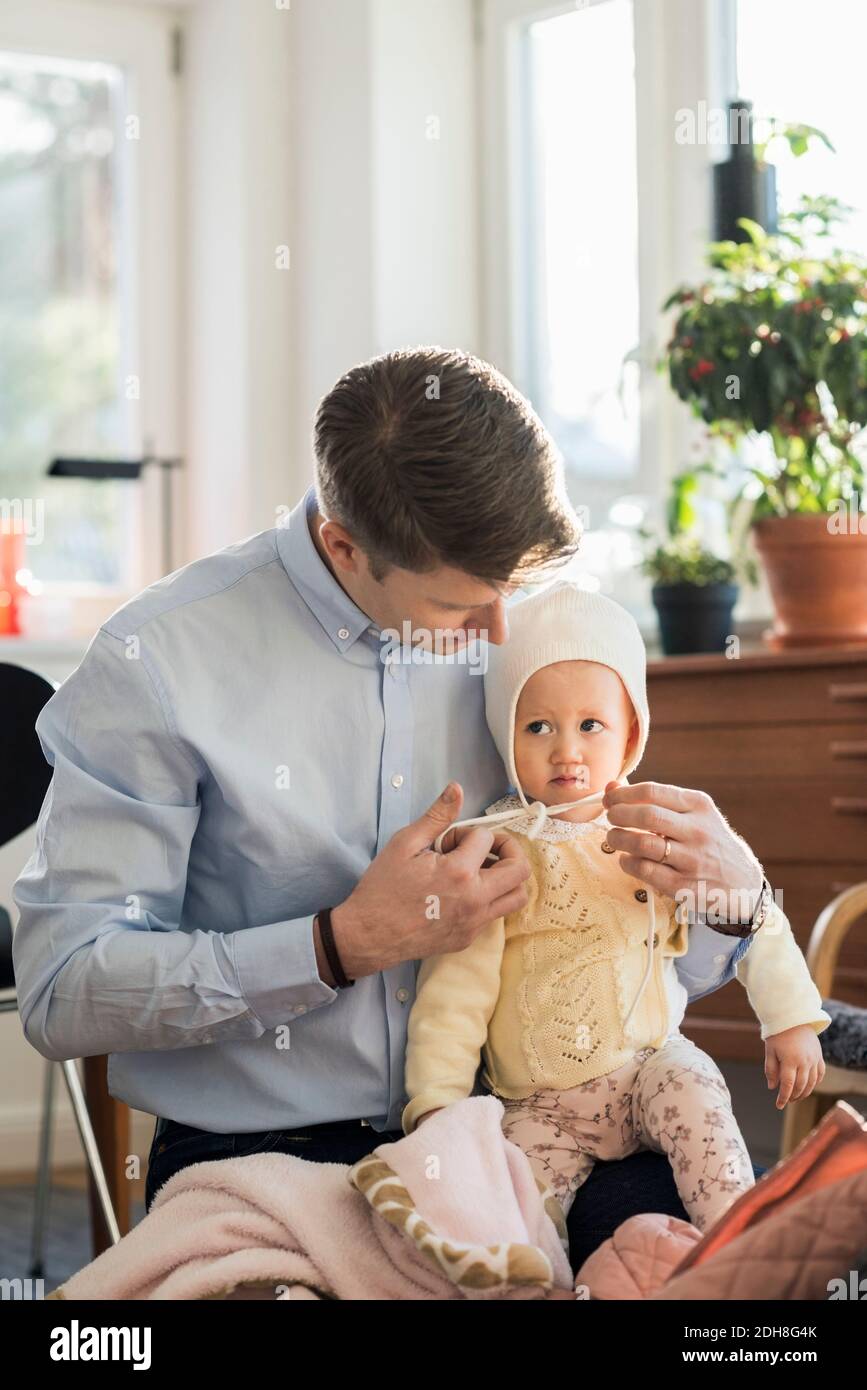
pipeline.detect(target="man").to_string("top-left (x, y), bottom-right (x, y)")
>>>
top-left (13, 347), bottom-right (763, 1270)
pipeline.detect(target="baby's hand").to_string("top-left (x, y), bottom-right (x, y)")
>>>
top-left (764, 1025), bottom-right (826, 1109)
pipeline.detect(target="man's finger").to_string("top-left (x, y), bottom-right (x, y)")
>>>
top-left (616, 853), bottom-right (681, 896)
top-left (484, 829), bottom-right (528, 864)
top-left (446, 824), bottom-right (497, 873)
top-left (603, 781), bottom-right (705, 814)
top-left (402, 782), bottom-right (464, 853)
top-left (486, 883), bottom-right (530, 920)
top-left (603, 811), bottom-right (683, 839)
top-left (478, 851), bottom-right (531, 901)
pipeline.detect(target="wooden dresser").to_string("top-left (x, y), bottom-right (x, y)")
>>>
top-left (643, 643), bottom-right (867, 1061)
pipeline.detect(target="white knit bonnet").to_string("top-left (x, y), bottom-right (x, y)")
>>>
top-left (484, 580), bottom-right (649, 809)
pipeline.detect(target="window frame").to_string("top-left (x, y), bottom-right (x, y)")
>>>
top-left (477, 0), bottom-right (737, 537)
top-left (0, 0), bottom-right (183, 636)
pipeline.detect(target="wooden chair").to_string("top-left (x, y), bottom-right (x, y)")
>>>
top-left (780, 882), bottom-right (867, 1158)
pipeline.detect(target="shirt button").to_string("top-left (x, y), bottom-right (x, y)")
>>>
top-left (391, 773), bottom-right (404, 789)
top-left (338, 627), bottom-right (350, 640)
top-left (293, 1004), bottom-right (308, 1015)
top-left (601, 841), bottom-right (615, 854)
top-left (713, 954), bottom-right (727, 966)
top-left (634, 888), bottom-right (648, 903)
top-left (396, 988), bottom-right (409, 1003)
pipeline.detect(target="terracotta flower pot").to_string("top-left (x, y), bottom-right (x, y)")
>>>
top-left (752, 513), bottom-right (867, 650)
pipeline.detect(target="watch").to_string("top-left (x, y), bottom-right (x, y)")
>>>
top-left (712, 875), bottom-right (774, 938)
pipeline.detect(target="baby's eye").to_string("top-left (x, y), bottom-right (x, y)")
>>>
top-left (526, 719), bottom-right (552, 735)
top-left (580, 719), bottom-right (605, 733)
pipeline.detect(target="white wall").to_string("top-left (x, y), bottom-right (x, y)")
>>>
top-left (371, 0), bottom-right (481, 356)
top-left (183, 0), bottom-right (294, 557)
top-left (182, 0), bottom-right (481, 560)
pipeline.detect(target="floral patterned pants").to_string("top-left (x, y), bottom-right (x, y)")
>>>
top-left (498, 1032), bottom-right (756, 1233)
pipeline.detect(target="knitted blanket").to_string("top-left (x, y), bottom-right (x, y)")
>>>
top-left (46, 1097), bottom-right (574, 1301)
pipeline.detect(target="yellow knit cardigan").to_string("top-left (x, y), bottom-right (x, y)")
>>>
top-left (402, 820), bottom-right (831, 1134)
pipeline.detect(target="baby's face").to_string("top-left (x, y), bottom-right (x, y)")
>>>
top-left (513, 660), bottom-right (637, 821)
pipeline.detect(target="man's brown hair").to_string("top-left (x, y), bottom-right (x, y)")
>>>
top-left (313, 346), bottom-right (582, 584)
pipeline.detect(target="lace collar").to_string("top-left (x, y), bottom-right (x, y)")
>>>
top-left (484, 792), bottom-right (610, 842)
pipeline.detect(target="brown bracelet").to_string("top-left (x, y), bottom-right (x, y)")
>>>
top-left (316, 907), bottom-right (354, 988)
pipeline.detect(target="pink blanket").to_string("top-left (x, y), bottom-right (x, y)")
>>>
top-left (48, 1097), bottom-right (575, 1301)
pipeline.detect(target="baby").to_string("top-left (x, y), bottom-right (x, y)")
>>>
top-left (402, 581), bottom-right (831, 1233)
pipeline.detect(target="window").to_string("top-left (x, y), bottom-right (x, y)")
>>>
top-left (521, 1), bottom-right (640, 487)
top-left (0, 0), bottom-right (181, 636)
top-left (736, 0), bottom-right (867, 258)
top-left (0, 50), bottom-right (136, 586)
top-left (480, 0), bottom-right (695, 617)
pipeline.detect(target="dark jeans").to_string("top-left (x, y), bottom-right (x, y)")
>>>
top-left (145, 1115), bottom-right (765, 1277)
top-left (145, 1117), bottom-right (404, 1214)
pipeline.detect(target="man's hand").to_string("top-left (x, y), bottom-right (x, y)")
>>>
top-left (602, 779), bottom-right (764, 925)
top-left (327, 783), bottom-right (531, 981)
top-left (765, 1025), bottom-right (826, 1110)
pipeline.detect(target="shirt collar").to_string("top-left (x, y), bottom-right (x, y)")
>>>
top-left (275, 485), bottom-right (375, 652)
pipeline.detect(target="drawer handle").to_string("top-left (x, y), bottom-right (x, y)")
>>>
top-left (829, 682), bottom-right (867, 702)
top-left (830, 797), bottom-right (867, 815)
top-left (829, 740), bottom-right (867, 758)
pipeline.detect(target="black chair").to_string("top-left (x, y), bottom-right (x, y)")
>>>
top-left (0, 662), bottom-right (120, 1276)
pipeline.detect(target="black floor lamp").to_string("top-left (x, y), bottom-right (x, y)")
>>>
top-left (47, 454), bottom-right (183, 577)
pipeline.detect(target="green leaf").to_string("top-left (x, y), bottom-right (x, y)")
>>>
top-left (735, 217), bottom-right (769, 247)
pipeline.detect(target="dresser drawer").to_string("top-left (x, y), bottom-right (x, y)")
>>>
top-left (764, 862), bottom-right (867, 993)
top-left (644, 722), bottom-right (867, 782)
top-left (648, 659), bottom-right (867, 729)
top-left (707, 780), bottom-right (867, 861)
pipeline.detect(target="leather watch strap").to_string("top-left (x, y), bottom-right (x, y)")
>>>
top-left (316, 907), bottom-right (354, 988)
top-left (711, 876), bottom-right (771, 937)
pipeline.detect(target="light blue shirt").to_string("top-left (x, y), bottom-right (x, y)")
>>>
top-left (12, 485), bottom-right (751, 1133)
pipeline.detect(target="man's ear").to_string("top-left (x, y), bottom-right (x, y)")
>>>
top-left (318, 517), bottom-right (363, 575)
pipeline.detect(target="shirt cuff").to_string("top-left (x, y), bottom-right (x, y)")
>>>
top-left (232, 915), bottom-right (338, 1030)
top-left (677, 920), bottom-right (742, 981)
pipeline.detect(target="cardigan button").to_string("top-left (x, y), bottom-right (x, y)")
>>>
top-left (645, 932), bottom-right (659, 948)
top-left (634, 888), bottom-right (648, 903)
top-left (600, 841), bottom-right (615, 854)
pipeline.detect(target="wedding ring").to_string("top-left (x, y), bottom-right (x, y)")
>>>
top-left (659, 835), bottom-right (672, 862)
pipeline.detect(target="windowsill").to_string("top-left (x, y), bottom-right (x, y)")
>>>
top-left (641, 615), bottom-right (774, 660)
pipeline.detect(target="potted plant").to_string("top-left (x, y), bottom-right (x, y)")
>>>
top-left (639, 465), bottom-right (756, 656)
top-left (660, 193), bottom-right (867, 649)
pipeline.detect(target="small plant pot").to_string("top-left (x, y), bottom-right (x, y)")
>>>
top-left (651, 581), bottom-right (739, 656)
top-left (752, 514), bottom-right (867, 649)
